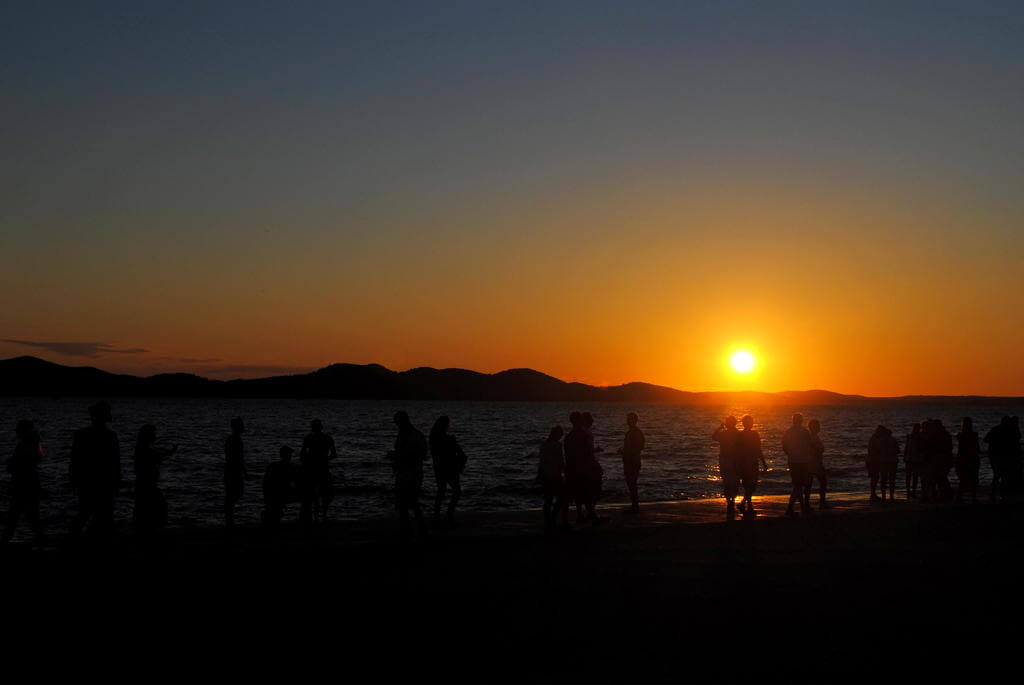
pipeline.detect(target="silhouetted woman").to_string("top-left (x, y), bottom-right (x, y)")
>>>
top-left (133, 424), bottom-right (177, 533)
top-left (712, 415), bottom-right (740, 519)
top-left (955, 418), bottom-right (980, 504)
top-left (389, 411), bottom-right (429, 538)
top-left (429, 415), bottom-right (467, 529)
top-left (2, 420), bottom-right (45, 545)
top-left (580, 412), bottom-right (605, 524)
top-left (563, 412), bottom-right (584, 523)
top-left (537, 426), bottom-right (565, 530)
top-left (224, 417), bottom-right (247, 529)
top-left (736, 415), bottom-right (767, 515)
top-left (904, 423), bottom-right (923, 498)
top-left (807, 418), bottom-right (827, 509)
top-left (867, 426), bottom-right (886, 501)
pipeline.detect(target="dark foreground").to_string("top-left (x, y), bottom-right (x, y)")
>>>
top-left (4, 495), bottom-right (1022, 678)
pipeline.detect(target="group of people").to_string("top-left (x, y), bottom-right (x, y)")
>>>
top-left (3, 401), bottom-right (1022, 544)
top-left (535, 411), bottom-right (645, 531)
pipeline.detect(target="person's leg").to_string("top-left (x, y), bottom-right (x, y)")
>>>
top-left (819, 471), bottom-right (828, 507)
top-left (543, 494), bottom-right (553, 525)
top-left (1, 499), bottom-right (22, 543)
top-left (433, 474), bottom-right (447, 525)
top-left (446, 478), bottom-right (461, 524)
top-left (870, 471), bottom-right (879, 500)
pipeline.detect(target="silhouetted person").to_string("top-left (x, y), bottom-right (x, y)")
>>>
top-left (867, 426), bottom-right (899, 501)
top-left (224, 417), bottom-right (247, 529)
top-left (620, 412), bottom-right (645, 513)
top-left (878, 427), bottom-right (900, 500)
top-left (132, 424), bottom-right (176, 534)
top-left (923, 419), bottom-right (953, 502)
top-left (904, 423), bottom-right (923, 498)
top-left (429, 415), bottom-right (467, 529)
top-left (299, 419), bottom-right (338, 524)
top-left (2, 420), bottom-right (45, 545)
top-left (537, 426), bottom-right (565, 530)
top-left (1006, 416), bottom-right (1023, 496)
top-left (736, 415), bottom-right (767, 515)
top-left (984, 416), bottom-right (1016, 502)
top-left (579, 412), bottom-right (605, 524)
top-left (782, 413), bottom-right (813, 516)
top-left (563, 412), bottom-right (585, 523)
top-left (807, 418), bottom-right (827, 509)
top-left (712, 415), bottom-right (740, 519)
top-left (388, 411), bottom-right (428, 538)
top-left (263, 446), bottom-right (299, 527)
top-left (955, 418), bottom-right (980, 504)
top-left (68, 401), bottom-right (121, 541)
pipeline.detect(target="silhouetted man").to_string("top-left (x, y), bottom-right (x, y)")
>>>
top-left (620, 412), bottom-right (645, 513)
top-left (429, 415), bottom-right (467, 529)
top-left (263, 445), bottom-right (299, 527)
top-left (224, 417), bottom-right (247, 529)
top-left (736, 415), bottom-right (767, 515)
top-left (985, 416), bottom-right (1016, 502)
top-left (782, 413), bottom-right (813, 516)
top-left (712, 415), bottom-right (740, 519)
top-left (388, 411), bottom-right (428, 538)
top-left (68, 401), bottom-right (121, 541)
top-left (300, 419), bottom-right (337, 524)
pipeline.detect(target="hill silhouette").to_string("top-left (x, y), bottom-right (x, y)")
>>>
top-left (1, 356), bottom-right (1021, 405)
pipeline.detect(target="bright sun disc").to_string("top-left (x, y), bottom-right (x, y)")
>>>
top-left (731, 350), bottom-right (755, 373)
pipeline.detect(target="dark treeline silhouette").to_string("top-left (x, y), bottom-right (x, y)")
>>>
top-left (2, 401), bottom-right (1023, 546)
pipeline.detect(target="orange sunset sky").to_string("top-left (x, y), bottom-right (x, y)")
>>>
top-left (2, 3), bottom-right (1022, 395)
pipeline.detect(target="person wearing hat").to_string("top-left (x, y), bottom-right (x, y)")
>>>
top-left (68, 401), bottom-right (121, 540)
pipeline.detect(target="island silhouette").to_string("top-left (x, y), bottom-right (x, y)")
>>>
top-left (2, 356), bottom-right (1020, 405)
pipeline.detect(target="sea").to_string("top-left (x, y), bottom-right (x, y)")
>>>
top-left (1, 398), bottom-right (1021, 532)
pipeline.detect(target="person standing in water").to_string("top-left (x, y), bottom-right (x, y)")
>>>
top-left (620, 412), bottom-right (645, 513)
top-left (712, 415), bottom-right (740, 519)
top-left (429, 415), bottom-right (467, 529)
top-left (580, 412), bottom-right (605, 524)
top-left (736, 415), bottom-right (767, 516)
top-left (299, 419), bottom-right (338, 524)
top-left (224, 417), bottom-right (247, 529)
top-left (782, 413), bottom-right (813, 516)
top-left (867, 426), bottom-right (886, 501)
top-left (563, 412), bottom-right (585, 524)
top-left (132, 424), bottom-right (177, 534)
top-left (263, 445), bottom-right (299, 528)
top-left (537, 425), bottom-right (565, 530)
top-left (806, 418), bottom-right (827, 509)
top-left (955, 418), bottom-right (981, 504)
top-left (69, 401), bottom-right (121, 541)
top-left (388, 410), bottom-right (429, 539)
top-left (2, 420), bottom-right (45, 545)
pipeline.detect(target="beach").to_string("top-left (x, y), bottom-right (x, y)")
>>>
top-left (4, 493), bottom-right (1021, 678)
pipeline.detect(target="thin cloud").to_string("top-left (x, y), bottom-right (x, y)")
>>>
top-left (3, 339), bottom-right (149, 357)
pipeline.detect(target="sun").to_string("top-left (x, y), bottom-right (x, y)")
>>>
top-left (730, 349), bottom-right (756, 374)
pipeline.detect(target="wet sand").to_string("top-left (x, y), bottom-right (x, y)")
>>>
top-left (4, 493), bottom-right (1022, 677)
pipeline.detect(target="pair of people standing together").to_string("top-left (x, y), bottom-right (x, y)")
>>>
top-left (713, 415), bottom-right (769, 519)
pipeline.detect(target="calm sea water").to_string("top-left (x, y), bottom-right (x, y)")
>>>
top-left (1, 398), bottom-right (1021, 531)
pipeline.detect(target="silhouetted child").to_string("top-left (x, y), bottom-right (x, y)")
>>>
top-left (736, 415), bottom-right (767, 516)
top-left (807, 418), bottom-right (827, 509)
top-left (537, 426), bottom-right (565, 530)
top-left (955, 417), bottom-right (980, 504)
top-left (388, 411), bottom-right (428, 539)
top-left (620, 412), bottom-right (645, 513)
top-left (782, 413), bottom-right (813, 516)
top-left (712, 415), bottom-right (740, 519)
top-left (132, 424), bottom-right (176, 534)
top-left (2, 420), bottom-right (45, 545)
top-left (263, 445), bottom-right (299, 527)
top-left (429, 415), bottom-right (467, 529)
top-left (68, 401), bottom-right (121, 542)
top-left (224, 417), bottom-right (247, 529)
top-left (299, 419), bottom-right (337, 524)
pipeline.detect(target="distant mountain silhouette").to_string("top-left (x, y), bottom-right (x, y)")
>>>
top-left (1, 356), bottom-right (1021, 405)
